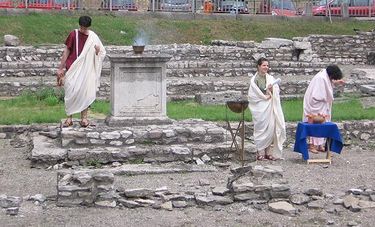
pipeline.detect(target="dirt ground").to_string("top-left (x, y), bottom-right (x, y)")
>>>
top-left (0, 137), bottom-right (374, 227)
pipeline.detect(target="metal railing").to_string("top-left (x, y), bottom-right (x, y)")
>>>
top-left (0, 0), bottom-right (373, 17)
top-left (305, 0), bottom-right (375, 17)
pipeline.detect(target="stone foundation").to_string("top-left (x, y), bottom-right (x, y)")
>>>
top-left (56, 165), bottom-right (291, 208)
top-left (1, 120), bottom-right (374, 167)
top-left (57, 170), bottom-right (116, 207)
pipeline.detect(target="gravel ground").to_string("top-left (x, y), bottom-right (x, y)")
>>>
top-left (0, 138), bottom-right (374, 227)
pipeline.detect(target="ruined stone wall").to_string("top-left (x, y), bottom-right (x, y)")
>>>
top-left (1, 31), bottom-right (375, 98)
top-left (1, 120), bottom-right (374, 150)
top-left (56, 165), bottom-right (291, 208)
top-left (306, 32), bottom-right (375, 65)
top-left (57, 170), bottom-right (116, 207)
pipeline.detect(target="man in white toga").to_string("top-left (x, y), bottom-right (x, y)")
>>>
top-left (57, 16), bottom-right (106, 127)
top-left (303, 65), bottom-right (344, 152)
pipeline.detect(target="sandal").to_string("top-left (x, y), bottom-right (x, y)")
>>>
top-left (317, 145), bottom-right (326, 152)
top-left (265, 154), bottom-right (277, 161)
top-left (62, 118), bottom-right (73, 127)
top-left (256, 151), bottom-right (265, 161)
top-left (309, 144), bottom-right (318, 154)
top-left (79, 119), bottom-right (90, 128)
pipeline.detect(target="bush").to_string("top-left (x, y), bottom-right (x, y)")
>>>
top-left (35, 87), bottom-right (56, 101)
top-left (44, 95), bottom-right (59, 106)
top-left (19, 87), bottom-right (64, 105)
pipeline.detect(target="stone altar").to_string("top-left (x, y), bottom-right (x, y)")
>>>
top-left (105, 54), bottom-right (172, 126)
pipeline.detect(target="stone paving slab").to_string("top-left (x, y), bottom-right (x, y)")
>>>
top-left (32, 130), bottom-right (256, 167)
top-left (360, 84), bottom-right (375, 95)
top-left (360, 96), bottom-right (375, 108)
top-left (106, 162), bottom-right (218, 175)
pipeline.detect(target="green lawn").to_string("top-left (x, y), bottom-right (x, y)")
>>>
top-left (1, 90), bottom-right (373, 125)
top-left (0, 13), bottom-right (374, 45)
top-left (1, 13), bottom-right (374, 125)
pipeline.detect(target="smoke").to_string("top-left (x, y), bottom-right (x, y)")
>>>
top-left (133, 29), bottom-right (149, 46)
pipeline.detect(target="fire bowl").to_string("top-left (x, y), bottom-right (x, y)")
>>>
top-left (226, 100), bottom-right (249, 113)
top-left (132, 45), bottom-right (145, 54)
top-left (307, 115), bottom-right (326, 124)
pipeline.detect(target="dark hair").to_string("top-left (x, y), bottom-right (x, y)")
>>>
top-left (79, 16), bottom-right (92, 28)
top-left (257, 57), bottom-right (268, 66)
top-left (326, 65), bottom-right (343, 80)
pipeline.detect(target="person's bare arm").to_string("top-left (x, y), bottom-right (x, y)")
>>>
top-left (332, 79), bottom-right (345, 86)
top-left (56, 46), bottom-right (70, 86)
top-left (94, 45), bottom-right (100, 55)
top-left (57, 46), bottom-right (70, 77)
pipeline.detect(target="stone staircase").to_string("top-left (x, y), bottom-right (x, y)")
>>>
top-left (1, 45), bottom-right (375, 101)
top-left (31, 119), bottom-right (257, 167)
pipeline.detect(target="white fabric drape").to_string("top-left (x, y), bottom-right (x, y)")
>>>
top-left (303, 69), bottom-right (334, 122)
top-left (64, 30), bottom-right (106, 116)
top-left (303, 69), bottom-right (334, 146)
top-left (247, 73), bottom-right (286, 158)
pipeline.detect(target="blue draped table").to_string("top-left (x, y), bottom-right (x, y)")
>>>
top-left (293, 122), bottom-right (343, 160)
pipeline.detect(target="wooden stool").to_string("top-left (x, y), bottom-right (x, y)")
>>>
top-left (307, 138), bottom-right (332, 164)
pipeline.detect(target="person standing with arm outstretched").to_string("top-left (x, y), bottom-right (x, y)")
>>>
top-left (57, 16), bottom-right (106, 127)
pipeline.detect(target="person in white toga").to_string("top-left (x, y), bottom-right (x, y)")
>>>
top-left (248, 57), bottom-right (286, 161)
top-left (57, 16), bottom-right (106, 127)
top-left (303, 65), bottom-right (344, 153)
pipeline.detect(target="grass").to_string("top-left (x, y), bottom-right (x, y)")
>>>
top-left (0, 14), bottom-right (374, 124)
top-left (0, 89), bottom-right (373, 125)
top-left (168, 98), bottom-right (375, 122)
top-left (167, 100), bottom-right (253, 121)
top-left (0, 13), bottom-right (375, 45)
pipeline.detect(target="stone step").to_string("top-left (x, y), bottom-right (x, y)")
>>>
top-left (1, 66), bottom-right (374, 99)
top-left (0, 67), bottom-right (111, 78)
top-left (108, 162), bottom-right (219, 176)
top-left (0, 75), bottom-right (370, 100)
top-left (60, 119), bottom-right (228, 148)
top-left (167, 75), bottom-right (371, 100)
top-left (0, 60), bottom-right (324, 78)
top-left (360, 84), bottom-right (375, 95)
top-left (31, 133), bottom-right (256, 167)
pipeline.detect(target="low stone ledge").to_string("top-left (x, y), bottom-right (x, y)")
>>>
top-left (195, 91), bottom-right (246, 105)
top-left (33, 138), bottom-right (255, 167)
top-left (57, 169), bottom-right (115, 207)
top-left (31, 134), bottom-right (67, 167)
top-left (26, 120), bottom-right (374, 167)
top-left (56, 165), bottom-right (290, 208)
top-left (61, 119), bottom-right (227, 148)
top-left (32, 126), bottom-right (255, 167)
top-left (0, 123), bottom-right (58, 139)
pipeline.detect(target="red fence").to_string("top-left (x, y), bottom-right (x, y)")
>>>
top-left (0, 0), bottom-right (373, 17)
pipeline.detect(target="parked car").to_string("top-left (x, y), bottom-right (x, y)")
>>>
top-left (159, 0), bottom-right (191, 11)
top-left (312, 0), bottom-right (375, 17)
top-left (258, 0), bottom-right (297, 16)
top-left (218, 0), bottom-right (249, 14)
